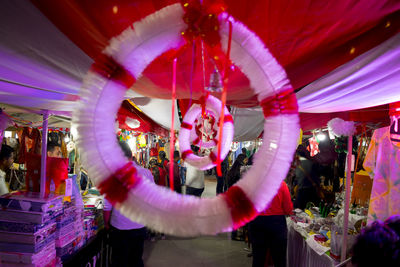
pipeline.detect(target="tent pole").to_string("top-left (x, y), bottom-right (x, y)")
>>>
top-left (341, 135), bottom-right (353, 261)
top-left (40, 110), bottom-right (49, 198)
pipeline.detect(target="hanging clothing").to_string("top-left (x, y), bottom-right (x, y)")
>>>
top-left (18, 127), bottom-right (41, 163)
top-left (0, 169), bottom-right (9, 196)
top-left (363, 127), bottom-right (400, 223)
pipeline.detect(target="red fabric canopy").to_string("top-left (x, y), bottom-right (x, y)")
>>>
top-left (117, 100), bottom-right (169, 137)
top-left (32, 0), bottom-right (400, 107)
top-left (300, 104), bottom-right (390, 133)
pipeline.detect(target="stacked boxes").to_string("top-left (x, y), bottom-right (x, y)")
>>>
top-left (55, 198), bottom-right (85, 262)
top-left (0, 192), bottom-right (63, 266)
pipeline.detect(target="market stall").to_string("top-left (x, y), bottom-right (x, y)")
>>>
top-left (0, 1), bottom-right (399, 267)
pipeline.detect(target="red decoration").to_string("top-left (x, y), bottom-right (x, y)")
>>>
top-left (25, 153), bottom-right (68, 194)
top-left (181, 0), bottom-right (226, 48)
top-left (91, 53), bottom-right (136, 89)
top-left (209, 151), bottom-right (218, 164)
top-left (389, 101), bottom-right (400, 116)
top-left (260, 88), bottom-right (299, 118)
top-left (223, 114), bottom-right (233, 123)
top-left (181, 122), bottom-right (193, 130)
top-left (181, 149), bottom-right (194, 160)
top-left (307, 136), bottom-right (320, 157)
top-left (222, 186), bottom-right (258, 229)
top-left (98, 162), bottom-right (140, 205)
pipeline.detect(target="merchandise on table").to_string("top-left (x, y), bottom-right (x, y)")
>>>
top-left (289, 205), bottom-right (366, 260)
top-left (0, 192), bottom-right (63, 213)
top-left (0, 208), bottom-right (63, 224)
top-left (0, 191), bottom-right (85, 266)
top-left (0, 242), bottom-right (55, 266)
top-left (0, 223), bottom-right (56, 245)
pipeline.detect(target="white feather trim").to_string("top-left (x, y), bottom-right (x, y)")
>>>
top-left (328, 118), bottom-right (355, 137)
top-left (73, 4), bottom-right (299, 236)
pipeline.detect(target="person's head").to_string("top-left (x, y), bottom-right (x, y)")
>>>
top-left (385, 215), bottom-right (400, 237)
top-left (242, 147), bottom-right (247, 155)
top-left (47, 142), bottom-right (61, 158)
top-left (118, 141), bottom-right (132, 160)
top-left (0, 144), bottom-right (14, 171)
top-left (234, 154), bottom-right (246, 167)
top-left (173, 151), bottom-right (180, 163)
top-left (352, 220), bottom-right (400, 266)
top-left (159, 150), bottom-right (166, 160)
top-left (191, 145), bottom-right (200, 155)
top-left (296, 144), bottom-right (310, 159)
top-left (149, 157), bottom-right (158, 167)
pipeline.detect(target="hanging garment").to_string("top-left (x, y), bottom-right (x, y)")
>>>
top-left (363, 127), bottom-right (400, 223)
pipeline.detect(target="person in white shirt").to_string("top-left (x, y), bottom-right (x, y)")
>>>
top-left (0, 144), bottom-right (14, 196)
top-left (185, 145), bottom-right (205, 197)
top-left (103, 141), bottom-right (154, 267)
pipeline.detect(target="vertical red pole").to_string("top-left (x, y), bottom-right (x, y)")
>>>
top-left (216, 20), bottom-right (233, 176)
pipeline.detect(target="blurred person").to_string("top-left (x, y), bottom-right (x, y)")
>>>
top-left (185, 146), bottom-right (205, 197)
top-left (293, 145), bottom-right (321, 209)
top-left (226, 154), bottom-right (247, 188)
top-left (226, 153), bottom-right (247, 241)
top-left (249, 181), bottom-right (293, 267)
top-left (0, 144), bottom-right (14, 195)
top-left (157, 151), bottom-right (168, 187)
top-left (216, 152), bottom-right (230, 194)
top-left (104, 141), bottom-right (154, 267)
top-left (166, 151), bottom-right (182, 193)
top-left (352, 216), bottom-right (400, 267)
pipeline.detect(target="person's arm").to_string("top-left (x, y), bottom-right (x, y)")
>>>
top-left (281, 182), bottom-right (293, 215)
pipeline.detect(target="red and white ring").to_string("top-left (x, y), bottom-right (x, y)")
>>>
top-left (179, 94), bottom-right (233, 170)
top-left (73, 3), bottom-right (299, 236)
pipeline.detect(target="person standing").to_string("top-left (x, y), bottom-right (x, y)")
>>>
top-left (226, 153), bottom-right (247, 240)
top-left (249, 181), bottom-right (293, 267)
top-left (226, 154), bottom-right (247, 188)
top-left (293, 145), bottom-right (321, 209)
top-left (0, 144), bottom-right (14, 195)
top-left (216, 152), bottom-right (230, 194)
top-left (185, 146), bottom-right (205, 197)
top-left (166, 151), bottom-right (182, 194)
top-left (104, 141), bottom-right (153, 267)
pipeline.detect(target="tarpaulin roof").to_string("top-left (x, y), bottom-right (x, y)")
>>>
top-left (0, 0), bottom-right (399, 139)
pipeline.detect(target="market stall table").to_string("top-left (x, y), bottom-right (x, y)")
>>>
top-left (288, 219), bottom-right (339, 267)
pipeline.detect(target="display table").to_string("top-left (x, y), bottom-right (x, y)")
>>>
top-left (287, 223), bottom-right (338, 267)
top-left (63, 230), bottom-right (107, 267)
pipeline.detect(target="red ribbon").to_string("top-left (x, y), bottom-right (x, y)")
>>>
top-left (181, 122), bottom-right (193, 130)
top-left (180, 0), bottom-right (229, 72)
top-left (223, 114), bottom-right (233, 123)
top-left (181, 149), bottom-right (194, 160)
top-left (222, 186), bottom-right (258, 230)
top-left (193, 137), bottom-right (200, 145)
top-left (91, 53), bottom-right (136, 89)
top-left (209, 151), bottom-right (218, 164)
top-left (98, 162), bottom-right (140, 205)
top-left (260, 88), bottom-right (299, 118)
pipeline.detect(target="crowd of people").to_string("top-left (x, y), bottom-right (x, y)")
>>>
top-left (1, 140), bottom-right (399, 267)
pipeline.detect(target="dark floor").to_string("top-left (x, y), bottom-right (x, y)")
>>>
top-left (143, 176), bottom-right (252, 267)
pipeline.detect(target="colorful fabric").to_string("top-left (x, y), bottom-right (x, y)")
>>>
top-left (363, 127), bottom-right (400, 223)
